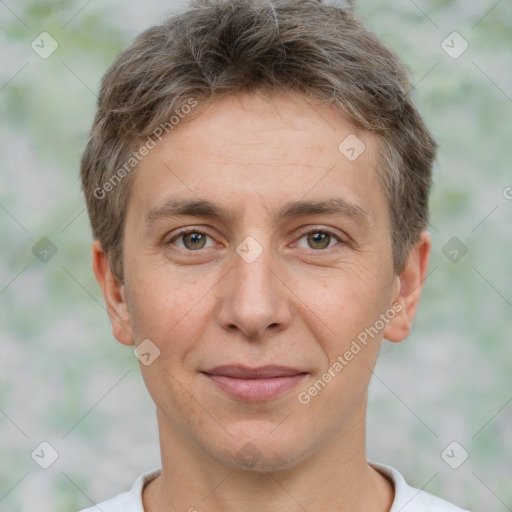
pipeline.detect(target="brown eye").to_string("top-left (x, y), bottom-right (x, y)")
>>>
top-left (170, 230), bottom-right (214, 251)
top-left (295, 229), bottom-right (341, 251)
top-left (307, 231), bottom-right (332, 249)
top-left (182, 232), bottom-right (207, 250)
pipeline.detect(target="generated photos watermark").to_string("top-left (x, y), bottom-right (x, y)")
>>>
top-left (93, 97), bottom-right (198, 200)
top-left (298, 302), bottom-right (402, 404)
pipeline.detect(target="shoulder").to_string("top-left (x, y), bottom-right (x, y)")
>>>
top-left (74, 468), bottom-right (162, 512)
top-left (369, 461), bottom-right (472, 512)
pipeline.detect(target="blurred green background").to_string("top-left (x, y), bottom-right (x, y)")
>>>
top-left (1, 0), bottom-right (510, 510)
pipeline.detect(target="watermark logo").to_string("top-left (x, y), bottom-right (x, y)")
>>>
top-left (31, 32), bottom-right (58, 59)
top-left (236, 442), bottom-right (263, 468)
top-left (134, 339), bottom-right (161, 366)
top-left (441, 441), bottom-right (469, 469)
top-left (31, 441), bottom-right (59, 469)
top-left (93, 97), bottom-right (198, 200)
top-left (442, 236), bottom-right (468, 263)
top-left (298, 302), bottom-right (402, 404)
top-left (236, 236), bottom-right (263, 264)
top-left (338, 134), bottom-right (366, 162)
top-left (32, 237), bottom-right (58, 263)
top-left (441, 31), bottom-right (468, 59)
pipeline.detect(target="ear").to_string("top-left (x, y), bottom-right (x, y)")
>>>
top-left (383, 231), bottom-right (431, 343)
top-left (92, 240), bottom-right (134, 346)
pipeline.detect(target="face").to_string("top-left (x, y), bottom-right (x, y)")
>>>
top-left (94, 91), bottom-right (429, 472)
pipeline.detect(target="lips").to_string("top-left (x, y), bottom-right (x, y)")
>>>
top-left (204, 365), bottom-right (306, 379)
top-left (202, 365), bottom-right (308, 402)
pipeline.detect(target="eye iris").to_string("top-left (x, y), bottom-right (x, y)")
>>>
top-left (308, 232), bottom-right (330, 249)
top-left (184, 232), bottom-right (206, 250)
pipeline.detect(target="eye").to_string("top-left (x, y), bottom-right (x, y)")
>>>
top-left (167, 227), bottom-right (344, 252)
top-left (295, 228), bottom-right (343, 250)
top-left (168, 229), bottom-right (216, 251)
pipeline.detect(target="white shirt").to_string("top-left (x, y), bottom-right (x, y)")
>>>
top-left (77, 462), bottom-right (470, 511)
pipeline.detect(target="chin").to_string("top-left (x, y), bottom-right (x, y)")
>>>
top-left (208, 430), bottom-right (314, 472)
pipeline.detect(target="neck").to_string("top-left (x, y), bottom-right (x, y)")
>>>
top-left (143, 405), bottom-right (394, 512)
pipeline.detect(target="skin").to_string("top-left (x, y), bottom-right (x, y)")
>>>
top-left (92, 90), bottom-right (431, 512)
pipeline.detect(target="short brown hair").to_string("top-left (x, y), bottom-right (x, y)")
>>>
top-left (80, 0), bottom-right (437, 282)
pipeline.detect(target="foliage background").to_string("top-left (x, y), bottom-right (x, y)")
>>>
top-left (1, 0), bottom-right (510, 510)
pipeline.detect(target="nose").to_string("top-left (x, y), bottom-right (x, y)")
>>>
top-left (215, 237), bottom-right (292, 340)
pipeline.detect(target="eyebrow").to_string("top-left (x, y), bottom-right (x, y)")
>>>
top-left (144, 197), bottom-right (368, 228)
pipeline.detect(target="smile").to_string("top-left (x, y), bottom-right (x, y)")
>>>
top-left (201, 365), bottom-right (309, 402)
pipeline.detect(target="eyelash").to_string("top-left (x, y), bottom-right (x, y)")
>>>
top-left (166, 227), bottom-right (345, 253)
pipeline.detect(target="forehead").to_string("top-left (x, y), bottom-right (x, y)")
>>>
top-left (127, 91), bottom-right (387, 225)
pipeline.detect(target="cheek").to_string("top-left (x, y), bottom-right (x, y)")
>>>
top-left (292, 264), bottom-right (392, 347)
top-left (293, 270), bottom-right (388, 425)
top-left (126, 266), bottom-right (209, 351)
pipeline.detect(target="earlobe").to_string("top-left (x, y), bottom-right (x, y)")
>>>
top-left (383, 231), bottom-right (431, 343)
top-left (91, 240), bottom-right (135, 346)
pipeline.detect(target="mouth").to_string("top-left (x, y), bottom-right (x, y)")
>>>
top-left (201, 365), bottom-right (309, 402)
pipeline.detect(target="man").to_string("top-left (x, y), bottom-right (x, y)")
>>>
top-left (78, 0), bottom-right (470, 510)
